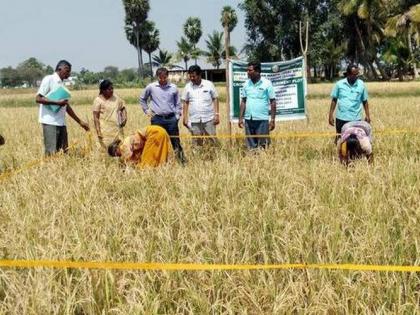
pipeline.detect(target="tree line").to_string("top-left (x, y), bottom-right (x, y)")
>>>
top-left (0, 58), bottom-right (54, 88)
top-left (122, 0), bottom-right (238, 79)
top-left (240, 0), bottom-right (420, 81)
top-left (1, 0), bottom-right (418, 87)
top-left (0, 1), bottom-right (238, 88)
top-left (0, 58), bottom-right (143, 88)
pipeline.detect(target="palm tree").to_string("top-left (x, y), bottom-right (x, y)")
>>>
top-left (204, 31), bottom-right (224, 69)
top-left (143, 22), bottom-right (160, 78)
top-left (152, 49), bottom-right (173, 68)
top-left (220, 6), bottom-right (238, 138)
top-left (221, 6), bottom-right (238, 62)
top-left (190, 47), bottom-right (203, 65)
top-left (382, 38), bottom-right (411, 80)
top-left (183, 17), bottom-right (203, 65)
top-left (176, 37), bottom-right (193, 70)
top-left (222, 46), bottom-right (238, 60)
top-left (385, 4), bottom-right (420, 79)
top-left (323, 39), bottom-right (347, 80)
top-left (123, 0), bottom-right (150, 79)
top-left (338, 0), bottom-right (388, 79)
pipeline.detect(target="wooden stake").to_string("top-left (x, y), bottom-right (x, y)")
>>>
top-left (224, 26), bottom-right (232, 143)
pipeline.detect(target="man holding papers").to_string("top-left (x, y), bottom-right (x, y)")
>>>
top-left (35, 60), bottom-right (89, 155)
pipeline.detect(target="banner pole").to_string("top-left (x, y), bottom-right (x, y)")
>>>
top-left (225, 59), bottom-right (232, 143)
top-left (303, 57), bottom-right (310, 124)
top-left (224, 25), bottom-right (232, 144)
top-left (300, 20), bottom-right (310, 124)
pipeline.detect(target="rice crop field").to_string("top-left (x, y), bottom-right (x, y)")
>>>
top-left (0, 81), bottom-right (419, 314)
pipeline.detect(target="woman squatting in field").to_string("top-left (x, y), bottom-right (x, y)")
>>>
top-left (337, 120), bottom-right (373, 165)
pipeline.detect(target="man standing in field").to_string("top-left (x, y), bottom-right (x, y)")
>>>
top-left (140, 67), bottom-right (186, 164)
top-left (182, 65), bottom-right (219, 146)
top-left (238, 61), bottom-right (276, 150)
top-left (328, 64), bottom-right (371, 139)
top-left (36, 60), bottom-right (90, 155)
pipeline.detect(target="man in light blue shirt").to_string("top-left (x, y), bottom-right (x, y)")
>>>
top-left (238, 61), bottom-right (276, 149)
top-left (328, 64), bottom-right (371, 140)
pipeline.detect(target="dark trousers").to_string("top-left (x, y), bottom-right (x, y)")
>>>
top-left (151, 114), bottom-right (186, 163)
top-left (335, 118), bottom-right (352, 134)
top-left (42, 124), bottom-right (68, 155)
top-left (244, 119), bottom-right (270, 149)
top-left (335, 118), bottom-right (361, 143)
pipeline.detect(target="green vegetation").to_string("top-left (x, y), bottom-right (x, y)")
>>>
top-left (240, 0), bottom-right (420, 80)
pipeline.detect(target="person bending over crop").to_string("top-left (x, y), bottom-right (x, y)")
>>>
top-left (107, 125), bottom-right (172, 168)
top-left (337, 121), bottom-right (373, 165)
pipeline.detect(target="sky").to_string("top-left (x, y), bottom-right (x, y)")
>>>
top-left (0, 0), bottom-right (247, 71)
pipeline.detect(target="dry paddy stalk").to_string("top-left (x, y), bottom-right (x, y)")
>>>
top-left (0, 83), bottom-right (419, 313)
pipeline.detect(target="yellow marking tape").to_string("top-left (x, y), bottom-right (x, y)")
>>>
top-left (172, 132), bottom-right (334, 139)
top-left (171, 128), bottom-right (420, 139)
top-left (0, 154), bottom-right (59, 182)
top-left (0, 133), bottom-right (91, 182)
top-left (0, 259), bottom-right (419, 273)
top-left (1, 128), bottom-right (420, 182)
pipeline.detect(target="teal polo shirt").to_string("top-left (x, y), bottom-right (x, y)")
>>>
top-left (241, 77), bottom-right (275, 120)
top-left (331, 78), bottom-right (368, 121)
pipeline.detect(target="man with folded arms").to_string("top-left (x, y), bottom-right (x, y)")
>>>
top-left (182, 65), bottom-right (219, 147)
top-left (35, 60), bottom-right (89, 155)
top-left (140, 67), bottom-right (186, 164)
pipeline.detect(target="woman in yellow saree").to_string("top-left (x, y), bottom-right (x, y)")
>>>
top-left (107, 125), bottom-right (172, 168)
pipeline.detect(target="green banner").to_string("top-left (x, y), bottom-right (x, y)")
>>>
top-left (229, 57), bottom-right (307, 122)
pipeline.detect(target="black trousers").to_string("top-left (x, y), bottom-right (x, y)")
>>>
top-left (335, 118), bottom-right (352, 134)
top-left (151, 114), bottom-right (186, 163)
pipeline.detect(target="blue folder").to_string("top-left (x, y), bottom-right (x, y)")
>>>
top-left (45, 86), bottom-right (71, 113)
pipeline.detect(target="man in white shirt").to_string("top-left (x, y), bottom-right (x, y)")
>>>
top-left (182, 65), bottom-right (219, 146)
top-left (35, 60), bottom-right (89, 155)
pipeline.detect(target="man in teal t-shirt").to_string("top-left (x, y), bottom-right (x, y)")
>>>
top-left (238, 61), bottom-right (277, 149)
top-left (328, 64), bottom-right (371, 140)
